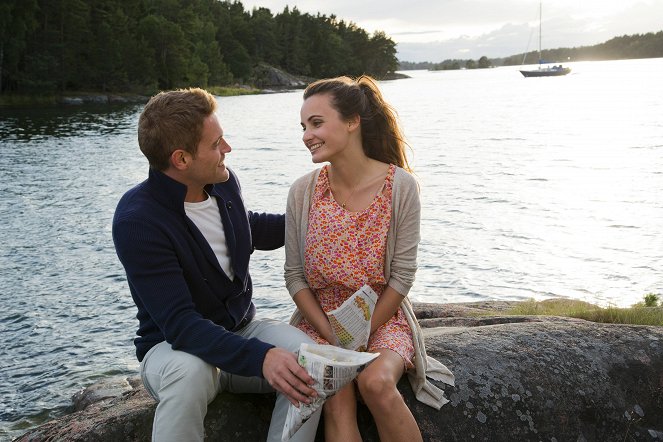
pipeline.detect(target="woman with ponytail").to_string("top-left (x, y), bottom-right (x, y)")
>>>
top-left (285, 76), bottom-right (454, 441)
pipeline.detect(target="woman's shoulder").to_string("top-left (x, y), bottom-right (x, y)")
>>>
top-left (392, 166), bottom-right (418, 190)
top-left (292, 167), bottom-right (321, 185)
top-left (289, 167), bottom-right (322, 196)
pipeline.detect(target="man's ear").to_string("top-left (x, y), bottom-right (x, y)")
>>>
top-left (170, 149), bottom-right (189, 170)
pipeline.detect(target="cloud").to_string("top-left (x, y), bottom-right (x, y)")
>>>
top-left (241, 0), bottom-right (663, 63)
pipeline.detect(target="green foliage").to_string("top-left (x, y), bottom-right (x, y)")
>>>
top-left (507, 298), bottom-right (599, 317)
top-left (500, 31), bottom-right (663, 67)
top-left (207, 85), bottom-right (261, 96)
top-left (574, 305), bottom-right (663, 326)
top-left (400, 30), bottom-right (663, 69)
top-left (644, 293), bottom-right (660, 307)
top-left (0, 0), bottom-right (399, 95)
top-left (478, 56), bottom-right (491, 69)
top-left (504, 296), bottom-right (663, 326)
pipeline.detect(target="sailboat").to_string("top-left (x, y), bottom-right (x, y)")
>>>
top-left (520, 1), bottom-right (571, 77)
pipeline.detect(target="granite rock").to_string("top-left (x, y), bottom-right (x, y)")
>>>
top-left (15, 302), bottom-right (663, 441)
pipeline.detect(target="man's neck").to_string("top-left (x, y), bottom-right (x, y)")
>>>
top-left (185, 188), bottom-right (209, 203)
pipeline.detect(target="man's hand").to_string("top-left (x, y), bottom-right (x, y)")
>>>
top-left (263, 347), bottom-right (317, 406)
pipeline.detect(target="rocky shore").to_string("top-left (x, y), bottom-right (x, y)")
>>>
top-left (49, 64), bottom-right (410, 106)
top-left (15, 301), bottom-right (663, 441)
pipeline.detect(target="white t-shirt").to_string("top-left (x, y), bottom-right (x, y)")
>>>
top-left (184, 194), bottom-right (234, 280)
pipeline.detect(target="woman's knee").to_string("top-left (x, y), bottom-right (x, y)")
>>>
top-left (357, 371), bottom-right (398, 407)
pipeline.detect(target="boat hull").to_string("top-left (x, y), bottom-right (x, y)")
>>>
top-left (520, 67), bottom-right (571, 77)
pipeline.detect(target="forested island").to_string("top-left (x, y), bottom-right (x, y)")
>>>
top-left (0, 0), bottom-right (398, 97)
top-left (400, 30), bottom-right (663, 71)
top-left (2, 0), bottom-right (662, 100)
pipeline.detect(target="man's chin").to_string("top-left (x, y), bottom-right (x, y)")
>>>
top-left (217, 169), bottom-right (230, 183)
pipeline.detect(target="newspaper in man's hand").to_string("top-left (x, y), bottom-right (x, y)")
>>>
top-left (281, 343), bottom-right (379, 441)
top-left (327, 284), bottom-right (378, 351)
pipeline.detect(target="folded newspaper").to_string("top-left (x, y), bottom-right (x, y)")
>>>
top-left (327, 284), bottom-right (378, 351)
top-left (281, 343), bottom-right (379, 441)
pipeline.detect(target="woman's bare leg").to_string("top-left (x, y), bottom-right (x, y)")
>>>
top-left (356, 349), bottom-right (422, 442)
top-left (323, 382), bottom-right (361, 442)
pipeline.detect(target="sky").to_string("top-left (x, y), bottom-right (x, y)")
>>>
top-left (238, 0), bottom-right (663, 62)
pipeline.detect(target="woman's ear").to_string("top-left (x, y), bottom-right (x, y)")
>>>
top-left (347, 114), bottom-right (361, 132)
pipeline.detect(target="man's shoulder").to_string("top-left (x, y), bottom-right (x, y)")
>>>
top-left (113, 181), bottom-right (158, 224)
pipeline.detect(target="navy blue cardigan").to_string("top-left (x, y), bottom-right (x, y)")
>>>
top-left (113, 168), bottom-right (284, 378)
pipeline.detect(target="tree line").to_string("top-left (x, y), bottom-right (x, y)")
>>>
top-left (400, 31), bottom-right (663, 71)
top-left (0, 0), bottom-right (398, 95)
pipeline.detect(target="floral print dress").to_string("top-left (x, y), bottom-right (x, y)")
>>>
top-left (297, 164), bottom-right (414, 368)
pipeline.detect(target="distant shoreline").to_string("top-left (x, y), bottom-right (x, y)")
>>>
top-left (0, 72), bottom-right (411, 108)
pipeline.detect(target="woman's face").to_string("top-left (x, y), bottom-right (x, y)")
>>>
top-left (300, 93), bottom-right (357, 164)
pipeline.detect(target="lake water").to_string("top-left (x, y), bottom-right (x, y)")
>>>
top-left (1, 58), bottom-right (662, 439)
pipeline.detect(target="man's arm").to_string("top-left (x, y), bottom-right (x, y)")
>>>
top-left (113, 216), bottom-right (273, 377)
top-left (248, 211), bottom-right (285, 251)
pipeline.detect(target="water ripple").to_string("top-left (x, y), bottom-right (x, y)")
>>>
top-left (3, 61), bottom-right (663, 440)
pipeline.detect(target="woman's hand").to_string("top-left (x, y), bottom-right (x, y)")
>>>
top-left (293, 288), bottom-right (337, 345)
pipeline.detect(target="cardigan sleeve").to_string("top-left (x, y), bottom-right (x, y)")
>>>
top-left (284, 169), bottom-right (319, 297)
top-left (386, 168), bottom-right (420, 296)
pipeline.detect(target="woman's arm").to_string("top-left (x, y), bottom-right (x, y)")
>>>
top-left (387, 169), bottom-right (421, 296)
top-left (371, 169), bottom-right (421, 335)
top-left (292, 288), bottom-right (338, 345)
top-left (284, 171), bottom-right (318, 296)
top-left (370, 285), bottom-right (405, 334)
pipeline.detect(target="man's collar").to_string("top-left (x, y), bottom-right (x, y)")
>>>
top-left (146, 168), bottom-right (189, 213)
top-left (146, 168), bottom-right (232, 212)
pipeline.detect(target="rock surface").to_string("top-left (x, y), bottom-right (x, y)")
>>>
top-left (251, 63), bottom-right (311, 90)
top-left (15, 302), bottom-right (663, 441)
top-left (58, 94), bottom-right (149, 105)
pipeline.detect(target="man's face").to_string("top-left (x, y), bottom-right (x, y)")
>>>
top-left (188, 113), bottom-right (232, 186)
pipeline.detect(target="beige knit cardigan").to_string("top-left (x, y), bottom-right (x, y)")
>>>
top-left (284, 166), bottom-right (455, 409)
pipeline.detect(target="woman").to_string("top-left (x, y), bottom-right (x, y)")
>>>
top-left (285, 75), bottom-right (454, 441)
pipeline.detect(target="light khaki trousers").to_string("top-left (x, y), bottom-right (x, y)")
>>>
top-left (140, 318), bottom-right (321, 442)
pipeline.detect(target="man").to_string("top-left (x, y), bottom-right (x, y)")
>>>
top-left (112, 88), bottom-right (320, 441)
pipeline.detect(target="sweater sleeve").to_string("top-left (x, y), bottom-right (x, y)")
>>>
top-left (248, 211), bottom-right (285, 251)
top-left (284, 170), bottom-right (318, 297)
top-left (387, 169), bottom-right (420, 296)
top-left (113, 215), bottom-right (273, 377)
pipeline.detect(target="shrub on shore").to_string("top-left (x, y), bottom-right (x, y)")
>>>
top-left (505, 295), bottom-right (663, 326)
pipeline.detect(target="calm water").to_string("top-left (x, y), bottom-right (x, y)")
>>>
top-left (1, 58), bottom-right (662, 439)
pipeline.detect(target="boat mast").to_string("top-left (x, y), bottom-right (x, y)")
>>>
top-left (538, 0), bottom-right (542, 63)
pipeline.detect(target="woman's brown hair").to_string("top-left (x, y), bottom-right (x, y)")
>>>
top-left (303, 75), bottom-right (411, 171)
